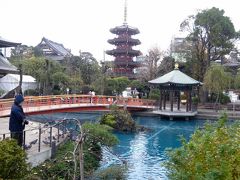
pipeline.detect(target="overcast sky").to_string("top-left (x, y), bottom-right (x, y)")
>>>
top-left (1, 0), bottom-right (240, 61)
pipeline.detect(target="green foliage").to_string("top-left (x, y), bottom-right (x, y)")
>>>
top-left (100, 106), bottom-right (136, 132)
top-left (30, 141), bottom-right (76, 179)
top-left (67, 54), bottom-right (100, 85)
top-left (130, 80), bottom-right (145, 92)
top-left (149, 89), bottom-right (160, 100)
top-left (208, 92), bottom-right (231, 104)
top-left (29, 123), bottom-right (118, 179)
top-left (181, 7), bottom-right (237, 82)
top-left (192, 96), bottom-right (199, 105)
top-left (69, 75), bottom-right (84, 94)
top-left (11, 56), bottom-right (67, 95)
top-left (234, 72), bottom-right (240, 89)
top-left (24, 89), bottom-right (39, 96)
top-left (195, 7), bottom-right (235, 51)
top-left (204, 65), bottom-right (231, 94)
top-left (93, 165), bottom-right (127, 180)
top-left (0, 139), bottom-right (29, 179)
top-left (101, 114), bottom-right (116, 127)
top-left (105, 77), bottom-right (130, 95)
top-left (165, 114), bottom-right (240, 179)
top-left (83, 123), bottom-right (119, 147)
top-left (158, 56), bottom-right (175, 76)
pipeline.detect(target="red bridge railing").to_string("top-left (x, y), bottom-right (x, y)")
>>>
top-left (0, 95), bottom-right (156, 112)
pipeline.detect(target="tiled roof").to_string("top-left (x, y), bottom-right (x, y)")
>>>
top-left (0, 54), bottom-right (18, 74)
top-left (41, 37), bottom-right (72, 57)
top-left (0, 37), bottom-right (21, 48)
top-left (149, 68), bottom-right (202, 85)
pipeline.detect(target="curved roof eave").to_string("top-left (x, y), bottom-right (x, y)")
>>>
top-left (148, 69), bottom-right (203, 86)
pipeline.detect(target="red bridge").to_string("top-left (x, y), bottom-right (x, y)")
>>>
top-left (0, 95), bottom-right (156, 117)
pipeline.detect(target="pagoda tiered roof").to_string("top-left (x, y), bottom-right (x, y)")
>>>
top-left (106, 49), bottom-right (141, 57)
top-left (108, 37), bottom-right (141, 46)
top-left (110, 25), bottom-right (140, 35)
top-left (114, 60), bottom-right (142, 67)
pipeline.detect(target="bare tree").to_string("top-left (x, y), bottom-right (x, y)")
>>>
top-left (138, 47), bottom-right (163, 81)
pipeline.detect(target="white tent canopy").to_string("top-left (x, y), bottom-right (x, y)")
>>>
top-left (0, 74), bottom-right (37, 94)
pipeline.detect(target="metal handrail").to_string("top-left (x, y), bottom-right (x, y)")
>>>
top-left (0, 118), bottom-right (76, 152)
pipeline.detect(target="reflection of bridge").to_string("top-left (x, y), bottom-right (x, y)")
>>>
top-left (0, 95), bottom-right (156, 117)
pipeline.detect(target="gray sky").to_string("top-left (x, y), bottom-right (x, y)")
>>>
top-left (1, 0), bottom-right (240, 61)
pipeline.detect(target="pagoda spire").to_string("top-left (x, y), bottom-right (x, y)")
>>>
top-left (123, 0), bottom-right (128, 25)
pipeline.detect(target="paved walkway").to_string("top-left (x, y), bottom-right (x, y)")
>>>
top-left (0, 117), bottom-right (66, 167)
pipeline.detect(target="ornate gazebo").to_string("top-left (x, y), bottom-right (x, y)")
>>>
top-left (149, 64), bottom-right (202, 119)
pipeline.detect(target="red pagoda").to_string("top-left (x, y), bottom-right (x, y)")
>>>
top-left (106, 0), bottom-right (141, 79)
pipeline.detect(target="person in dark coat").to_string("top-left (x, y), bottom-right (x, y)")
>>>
top-left (9, 94), bottom-right (28, 146)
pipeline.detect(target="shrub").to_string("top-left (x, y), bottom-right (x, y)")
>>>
top-left (192, 96), bottom-right (199, 105)
top-left (149, 89), bottom-right (160, 100)
top-left (165, 114), bottom-right (240, 179)
top-left (29, 123), bottom-right (118, 179)
top-left (93, 165), bottom-right (127, 180)
top-left (24, 89), bottom-right (39, 96)
top-left (0, 139), bottom-right (29, 179)
top-left (100, 106), bottom-right (136, 132)
top-left (208, 93), bottom-right (231, 104)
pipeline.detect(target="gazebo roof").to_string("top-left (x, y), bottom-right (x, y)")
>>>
top-left (149, 66), bottom-right (202, 86)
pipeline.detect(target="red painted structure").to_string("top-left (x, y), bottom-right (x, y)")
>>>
top-left (106, 25), bottom-right (141, 79)
top-left (0, 95), bottom-right (155, 117)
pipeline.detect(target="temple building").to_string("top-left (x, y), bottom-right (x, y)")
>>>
top-left (0, 37), bottom-right (20, 78)
top-left (36, 37), bottom-right (72, 61)
top-left (106, 0), bottom-right (141, 79)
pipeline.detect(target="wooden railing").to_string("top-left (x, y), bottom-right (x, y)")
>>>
top-left (0, 95), bottom-right (156, 112)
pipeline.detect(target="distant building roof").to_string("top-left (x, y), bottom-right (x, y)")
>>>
top-left (0, 37), bottom-right (21, 48)
top-left (37, 37), bottom-right (72, 60)
top-left (149, 65), bottom-right (202, 86)
top-left (0, 53), bottom-right (18, 75)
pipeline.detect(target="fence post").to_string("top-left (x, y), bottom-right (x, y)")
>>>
top-left (51, 141), bottom-right (56, 159)
top-left (57, 124), bottom-right (60, 143)
top-left (49, 127), bottom-right (52, 147)
top-left (23, 131), bottom-right (26, 147)
top-left (38, 127), bottom-right (41, 152)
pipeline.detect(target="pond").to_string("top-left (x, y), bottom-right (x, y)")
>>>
top-left (29, 112), bottom-right (206, 180)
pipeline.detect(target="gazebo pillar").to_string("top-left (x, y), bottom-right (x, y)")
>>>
top-left (177, 91), bottom-right (180, 110)
top-left (189, 90), bottom-right (192, 111)
top-left (170, 90), bottom-right (173, 112)
top-left (186, 91), bottom-right (189, 112)
top-left (163, 90), bottom-right (166, 110)
top-left (159, 90), bottom-right (162, 110)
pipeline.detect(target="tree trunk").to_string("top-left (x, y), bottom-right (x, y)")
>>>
top-left (214, 92), bottom-right (220, 112)
top-left (199, 87), bottom-right (208, 104)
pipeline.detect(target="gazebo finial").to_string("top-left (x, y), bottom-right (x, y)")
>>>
top-left (174, 63), bottom-right (179, 70)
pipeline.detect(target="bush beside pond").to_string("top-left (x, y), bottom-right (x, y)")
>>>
top-left (165, 114), bottom-right (240, 179)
